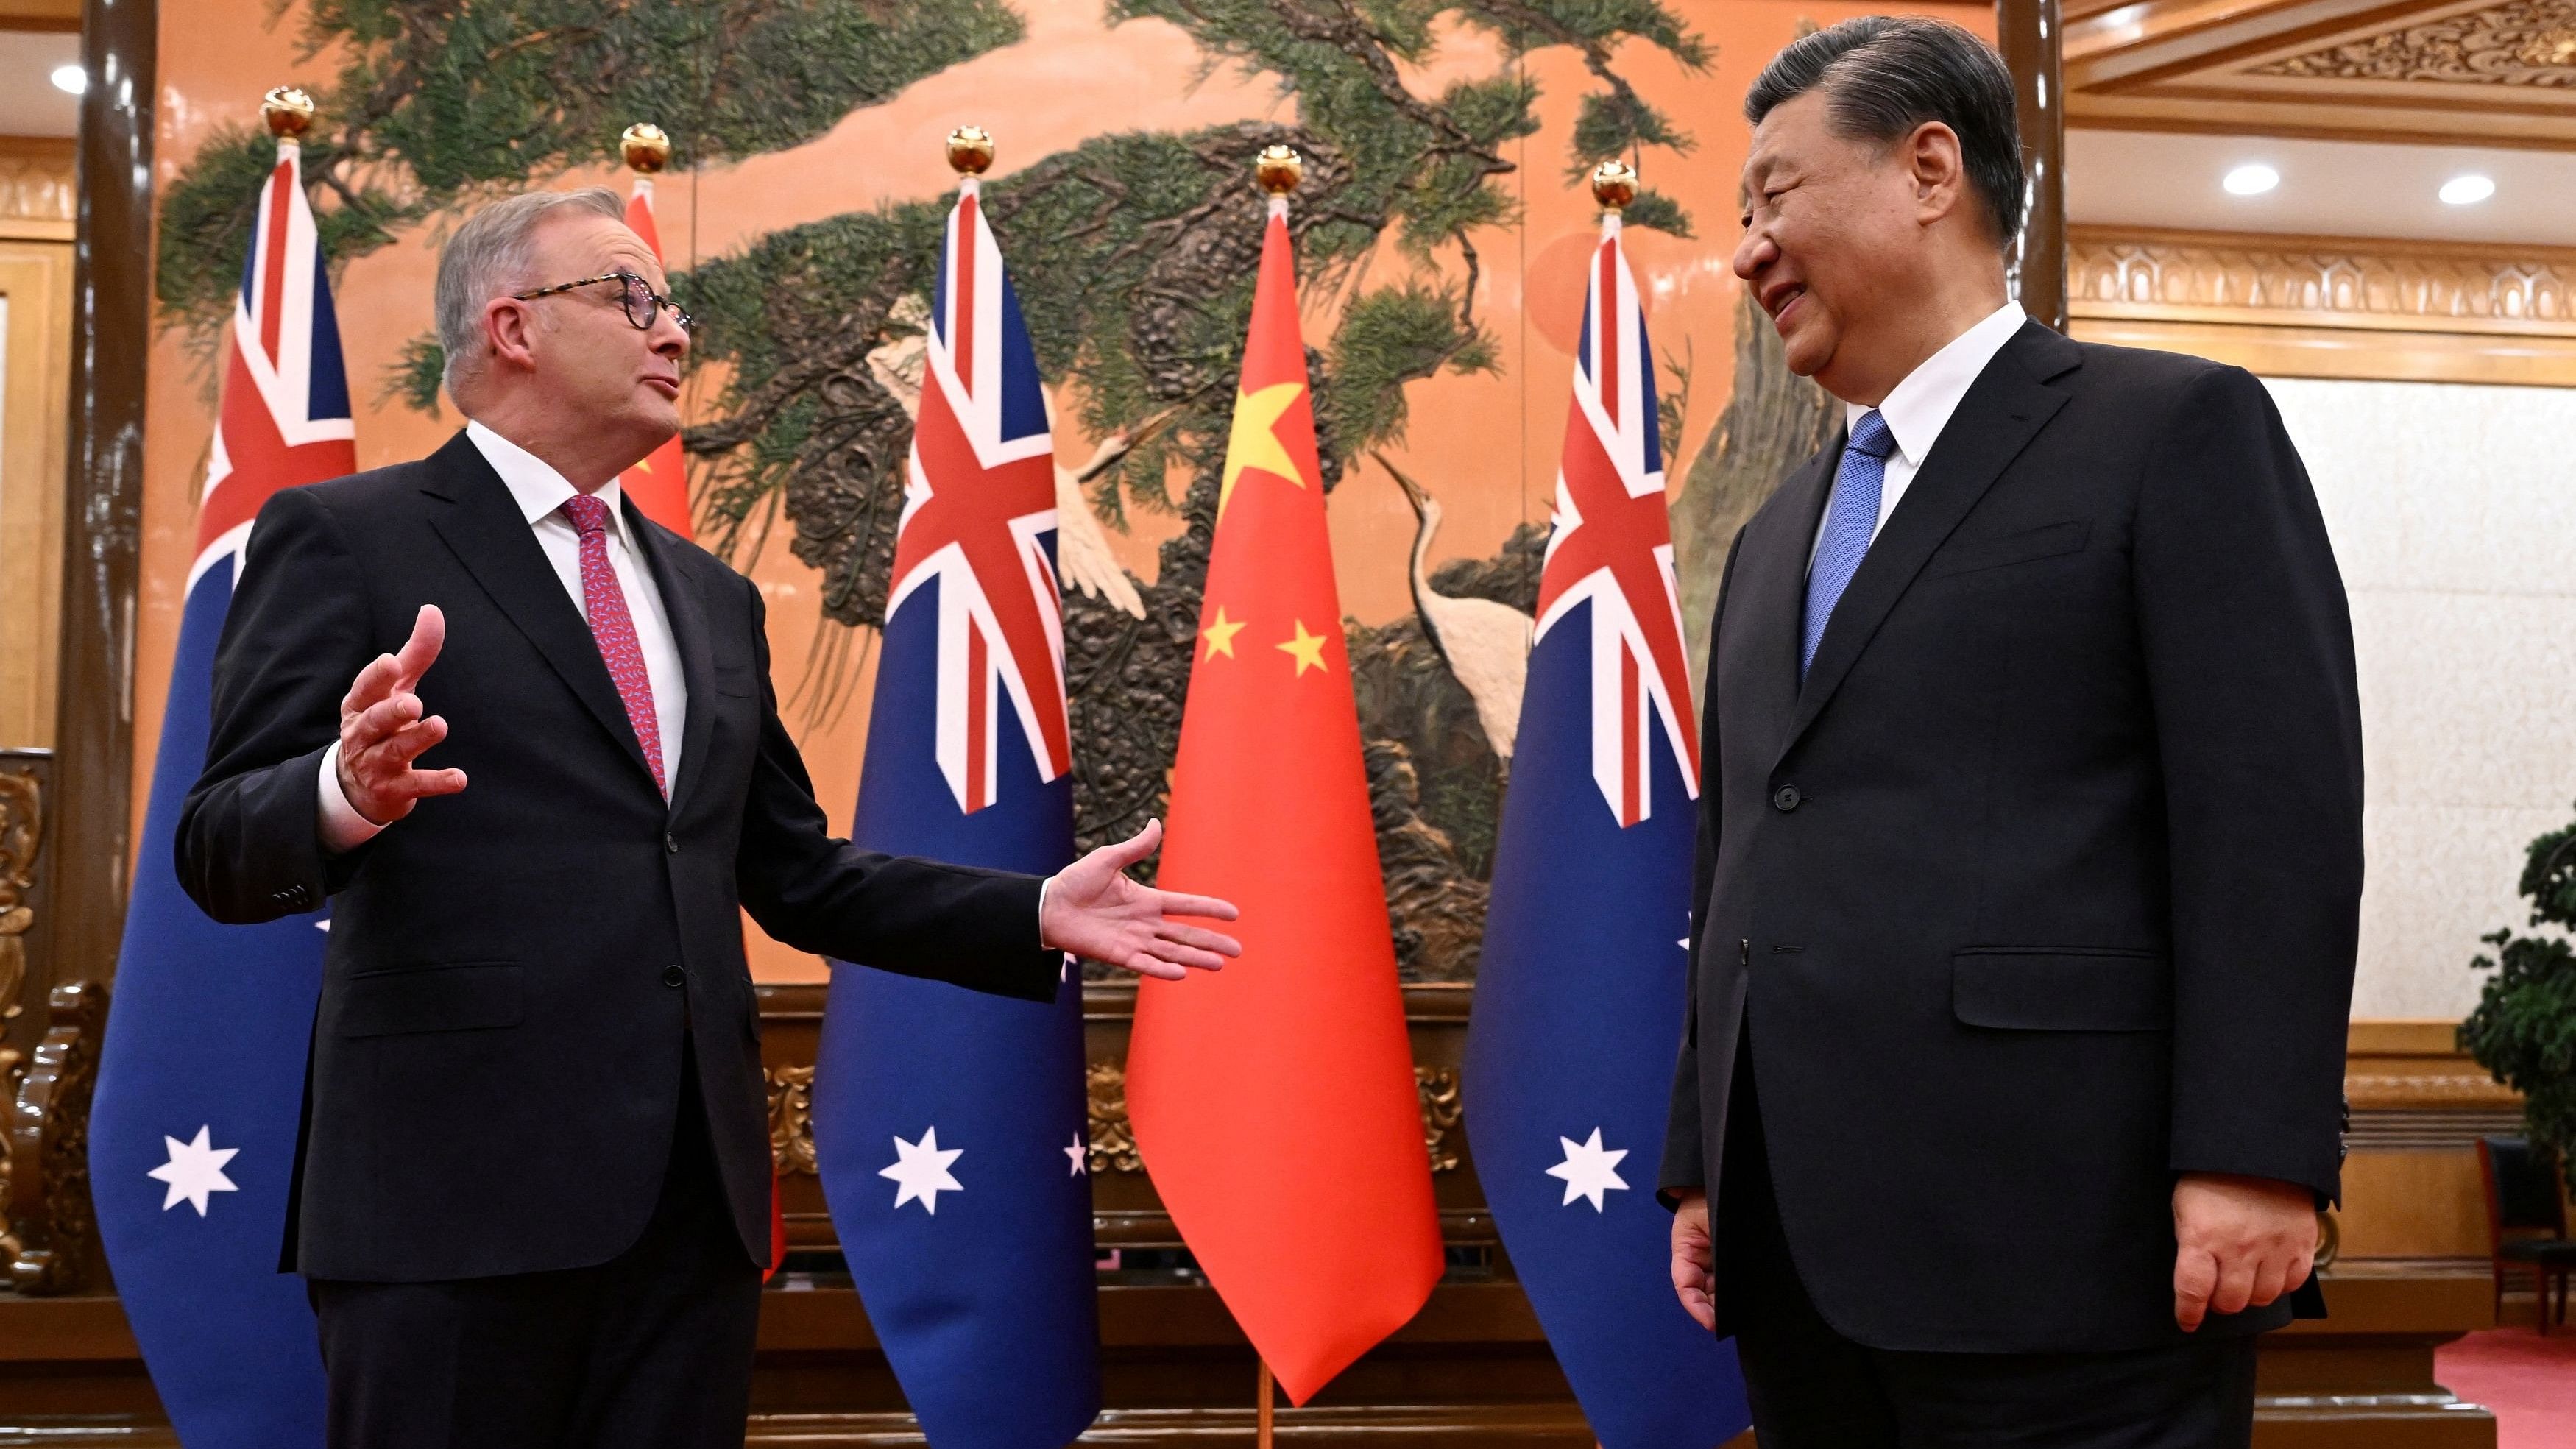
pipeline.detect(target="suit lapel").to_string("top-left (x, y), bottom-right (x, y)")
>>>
top-left (625, 507), bottom-right (718, 819)
top-left (419, 431), bottom-right (661, 796)
top-left (1782, 322), bottom-right (2079, 757)
top-left (1731, 441), bottom-right (1838, 754)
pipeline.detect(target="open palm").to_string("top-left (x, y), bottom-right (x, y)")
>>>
top-left (1040, 818), bottom-right (1241, 981)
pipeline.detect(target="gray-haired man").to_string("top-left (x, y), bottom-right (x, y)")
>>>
top-left (177, 188), bottom-right (1237, 1446)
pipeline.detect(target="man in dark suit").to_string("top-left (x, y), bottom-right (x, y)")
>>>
top-left (177, 187), bottom-right (1239, 1448)
top-left (1660, 18), bottom-right (2360, 1446)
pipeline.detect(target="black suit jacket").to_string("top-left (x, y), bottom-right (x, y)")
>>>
top-left (1658, 323), bottom-right (2362, 1353)
top-left (177, 430), bottom-right (1063, 1283)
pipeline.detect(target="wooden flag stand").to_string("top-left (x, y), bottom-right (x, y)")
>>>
top-left (1256, 1359), bottom-right (1275, 1447)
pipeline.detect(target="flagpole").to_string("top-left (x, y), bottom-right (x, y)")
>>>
top-left (1257, 1358), bottom-right (1275, 1448)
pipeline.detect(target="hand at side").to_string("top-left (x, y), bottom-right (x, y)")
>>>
top-left (1670, 1189), bottom-right (1716, 1331)
top-left (336, 604), bottom-right (469, 826)
top-left (2173, 1171), bottom-right (2318, 1331)
top-left (1038, 818), bottom-right (1240, 982)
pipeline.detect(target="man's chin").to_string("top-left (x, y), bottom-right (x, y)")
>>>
top-left (1778, 325), bottom-right (1833, 379)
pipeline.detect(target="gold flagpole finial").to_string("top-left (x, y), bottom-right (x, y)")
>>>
top-left (1590, 160), bottom-right (1638, 213)
top-left (621, 123), bottom-right (673, 174)
top-left (1254, 144), bottom-right (1303, 198)
top-left (261, 87), bottom-right (317, 138)
top-left (946, 126), bottom-right (996, 176)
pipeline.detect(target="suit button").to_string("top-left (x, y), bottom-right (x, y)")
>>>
top-left (1772, 785), bottom-right (1802, 812)
top-left (665, 832), bottom-right (679, 855)
top-left (662, 964), bottom-right (685, 988)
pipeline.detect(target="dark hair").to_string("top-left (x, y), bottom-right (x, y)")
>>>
top-left (1745, 16), bottom-right (2025, 249)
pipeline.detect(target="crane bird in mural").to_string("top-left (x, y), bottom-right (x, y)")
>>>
top-left (1376, 453), bottom-right (1534, 762)
top-left (866, 298), bottom-right (1150, 619)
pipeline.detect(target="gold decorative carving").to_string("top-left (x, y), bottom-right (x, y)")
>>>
top-left (766, 1064), bottom-right (816, 1176)
top-left (1087, 1061), bottom-right (1140, 1175)
top-left (1417, 1066), bottom-right (1463, 1173)
top-left (1082, 1060), bottom-right (1465, 1175)
top-left (0, 768), bottom-right (38, 1066)
top-left (2344, 1072), bottom-right (2523, 1112)
top-left (7, 979), bottom-right (105, 1294)
top-left (2071, 228), bottom-right (2576, 336)
top-left (2255, 0), bottom-right (2576, 86)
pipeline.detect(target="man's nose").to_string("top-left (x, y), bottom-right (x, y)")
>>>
top-left (1733, 226), bottom-right (1774, 282)
top-left (649, 310), bottom-right (689, 361)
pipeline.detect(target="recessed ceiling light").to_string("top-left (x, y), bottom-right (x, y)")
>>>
top-left (2439, 174), bottom-right (2497, 206)
top-left (49, 64), bottom-right (85, 96)
top-left (2223, 164), bottom-right (2279, 196)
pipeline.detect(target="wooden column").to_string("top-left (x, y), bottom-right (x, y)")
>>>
top-left (1996, 0), bottom-right (2068, 331)
top-left (49, 0), bottom-right (158, 991)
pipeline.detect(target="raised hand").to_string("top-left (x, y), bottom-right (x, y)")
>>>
top-left (1038, 818), bottom-right (1241, 982)
top-left (2172, 1171), bottom-right (2318, 1331)
top-left (336, 604), bottom-right (469, 826)
top-left (1669, 1189), bottom-right (1717, 1331)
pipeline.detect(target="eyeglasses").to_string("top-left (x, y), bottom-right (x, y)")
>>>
top-left (511, 269), bottom-right (694, 334)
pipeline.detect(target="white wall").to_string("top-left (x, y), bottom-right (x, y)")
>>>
top-left (2261, 377), bottom-right (2576, 1021)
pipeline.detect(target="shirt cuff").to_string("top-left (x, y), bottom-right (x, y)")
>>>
top-left (1036, 874), bottom-right (1052, 949)
top-left (316, 741), bottom-right (387, 854)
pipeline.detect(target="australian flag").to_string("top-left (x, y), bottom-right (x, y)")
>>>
top-left (89, 132), bottom-right (354, 1448)
top-left (813, 174), bottom-right (1100, 1448)
top-left (1463, 213), bottom-right (1750, 1448)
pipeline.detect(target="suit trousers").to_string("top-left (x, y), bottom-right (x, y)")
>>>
top-left (1717, 1035), bottom-right (2259, 1449)
top-left (308, 1047), bottom-right (764, 1449)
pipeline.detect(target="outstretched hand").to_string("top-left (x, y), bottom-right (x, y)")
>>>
top-left (1038, 818), bottom-right (1240, 982)
top-left (336, 604), bottom-right (468, 826)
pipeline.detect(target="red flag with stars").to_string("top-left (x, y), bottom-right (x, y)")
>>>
top-left (1124, 202), bottom-right (1443, 1403)
top-left (618, 177), bottom-right (693, 534)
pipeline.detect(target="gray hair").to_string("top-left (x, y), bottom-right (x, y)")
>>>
top-left (434, 188), bottom-right (626, 396)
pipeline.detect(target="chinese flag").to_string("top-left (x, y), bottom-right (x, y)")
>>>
top-left (623, 171), bottom-right (783, 1277)
top-left (1124, 204), bottom-right (1443, 1403)
top-left (620, 179), bottom-right (693, 535)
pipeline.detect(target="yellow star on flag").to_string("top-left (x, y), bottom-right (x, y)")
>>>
top-left (1276, 619), bottom-right (1329, 676)
top-left (1219, 380), bottom-right (1306, 520)
top-left (1201, 606), bottom-right (1246, 660)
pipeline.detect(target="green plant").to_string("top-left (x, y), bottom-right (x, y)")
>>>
top-left (2461, 807), bottom-right (2576, 1198)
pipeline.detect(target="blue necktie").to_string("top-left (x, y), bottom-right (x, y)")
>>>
top-left (1802, 408), bottom-right (1897, 678)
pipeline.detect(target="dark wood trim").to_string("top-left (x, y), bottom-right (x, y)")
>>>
top-left (1999, 0), bottom-right (2070, 331)
top-left (47, 0), bottom-right (155, 994)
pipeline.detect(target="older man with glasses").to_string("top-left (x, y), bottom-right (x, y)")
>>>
top-left (175, 188), bottom-right (1240, 1448)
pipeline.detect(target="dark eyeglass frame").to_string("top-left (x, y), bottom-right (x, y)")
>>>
top-left (510, 269), bottom-right (695, 334)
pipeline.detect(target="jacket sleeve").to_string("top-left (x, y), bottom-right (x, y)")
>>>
top-left (1660, 525), bottom-right (1744, 1205)
top-left (175, 486), bottom-right (382, 924)
top-left (731, 579), bottom-right (1062, 1003)
top-left (2135, 364), bottom-right (2361, 1206)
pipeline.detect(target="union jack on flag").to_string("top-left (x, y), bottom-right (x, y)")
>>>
top-left (91, 131), bottom-right (354, 1449)
top-left (816, 170), bottom-right (1100, 1449)
top-left (191, 140), bottom-right (359, 592)
top-left (1465, 208), bottom-right (1749, 1449)
top-left (1533, 221), bottom-right (1699, 827)
top-left (885, 179), bottom-right (1070, 815)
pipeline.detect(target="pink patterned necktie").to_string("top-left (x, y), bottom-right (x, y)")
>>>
top-left (560, 493), bottom-right (667, 797)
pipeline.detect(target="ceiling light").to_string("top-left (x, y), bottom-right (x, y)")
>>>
top-left (2439, 174), bottom-right (2496, 206)
top-left (2222, 164), bottom-right (2279, 196)
top-left (49, 64), bottom-right (85, 96)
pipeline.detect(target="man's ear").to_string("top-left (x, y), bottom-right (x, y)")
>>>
top-left (1905, 120), bottom-right (1969, 228)
top-left (484, 297), bottom-right (538, 375)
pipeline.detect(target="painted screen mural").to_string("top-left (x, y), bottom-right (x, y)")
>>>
top-left (139, 0), bottom-right (1989, 982)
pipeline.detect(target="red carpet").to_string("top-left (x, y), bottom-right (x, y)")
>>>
top-left (2438, 1328), bottom-right (2576, 1449)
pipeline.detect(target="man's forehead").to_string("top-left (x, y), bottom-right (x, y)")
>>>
top-left (538, 213), bottom-right (665, 284)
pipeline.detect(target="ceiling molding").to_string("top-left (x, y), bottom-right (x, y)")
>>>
top-left (0, 0), bottom-right (79, 33)
top-left (2068, 0), bottom-right (2576, 146)
top-left (2069, 223), bottom-right (2576, 383)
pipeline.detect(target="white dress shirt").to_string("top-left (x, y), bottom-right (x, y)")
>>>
top-left (318, 421), bottom-right (689, 849)
top-left (1811, 300), bottom-right (2026, 571)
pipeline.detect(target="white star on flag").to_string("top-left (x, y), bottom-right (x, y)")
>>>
top-left (1545, 1127), bottom-right (1630, 1211)
top-left (880, 1127), bottom-right (964, 1214)
top-left (149, 1125), bottom-right (241, 1216)
top-left (1065, 1133), bottom-right (1088, 1177)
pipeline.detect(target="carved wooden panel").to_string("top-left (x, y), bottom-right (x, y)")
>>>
top-left (2255, 0), bottom-right (2576, 86)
